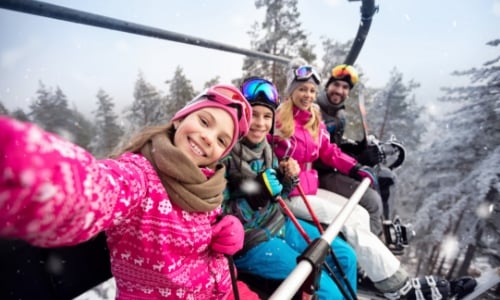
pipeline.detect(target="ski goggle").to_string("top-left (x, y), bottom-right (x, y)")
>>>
top-left (331, 64), bottom-right (359, 87)
top-left (294, 65), bottom-right (321, 85)
top-left (240, 77), bottom-right (280, 110)
top-left (202, 84), bottom-right (251, 138)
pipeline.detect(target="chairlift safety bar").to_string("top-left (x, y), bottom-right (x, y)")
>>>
top-left (269, 178), bottom-right (371, 299)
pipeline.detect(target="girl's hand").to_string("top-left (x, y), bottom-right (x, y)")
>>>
top-left (210, 215), bottom-right (244, 255)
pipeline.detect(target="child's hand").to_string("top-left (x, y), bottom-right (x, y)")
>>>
top-left (279, 158), bottom-right (300, 178)
top-left (210, 215), bottom-right (244, 255)
top-left (257, 168), bottom-right (283, 198)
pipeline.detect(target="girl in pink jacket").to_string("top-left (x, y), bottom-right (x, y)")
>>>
top-left (0, 84), bottom-right (256, 300)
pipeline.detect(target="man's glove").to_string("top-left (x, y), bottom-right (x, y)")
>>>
top-left (349, 164), bottom-right (379, 190)
top-left (357, 144), bottom-right (383, 167)
top-left (339, 139), bottom-right (365, 156)
top-left (257, 168), bottom-right (283, 198)
top-left (210, 215), bottom-right (244, 255)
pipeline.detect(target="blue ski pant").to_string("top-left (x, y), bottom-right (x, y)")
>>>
top-left (234, 218), bottom-right (357, 300)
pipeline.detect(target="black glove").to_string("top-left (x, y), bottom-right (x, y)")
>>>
top-left (339, 139), bottom-right (365, 156)
top-left (357, 144), bottom-right (383, 166)
top-left (349, 164), bottom-right (379, 190)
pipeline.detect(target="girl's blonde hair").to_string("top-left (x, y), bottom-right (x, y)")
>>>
top-left (275, 92), bottom-right (322, 141)
top-left (109, 123), bottom-right (174, 159)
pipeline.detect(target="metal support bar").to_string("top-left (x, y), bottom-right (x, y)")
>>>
top-left (0, 0), bottom-right (291, 64)
top-left (344, 0), bottom-right (378, 65)
top-left (269, 178), bottom-right (371, 299)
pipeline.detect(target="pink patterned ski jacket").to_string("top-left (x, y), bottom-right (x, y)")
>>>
top-left (273, 106), bottom-right (358, 197)
top-left (0, 117), bottom-right (231, 300)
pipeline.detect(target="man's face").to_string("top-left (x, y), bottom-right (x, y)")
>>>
top-left (326, 80), bottom-right (351, 105)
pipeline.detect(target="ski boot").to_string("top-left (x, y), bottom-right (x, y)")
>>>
top-left (382, 216), bottom-right (413, 255)
top-left (383, 276), bottom-right (477, 300)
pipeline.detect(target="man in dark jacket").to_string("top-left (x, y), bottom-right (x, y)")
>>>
top-left (315, 64), bottom-right (385, 237)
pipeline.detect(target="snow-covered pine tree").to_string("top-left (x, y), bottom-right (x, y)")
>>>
top-left (91, 89), bottom-right (124, 158)
top-left (164, 66), bottom-right (196, 122)
top-left (405, 39), bottom-right (500, 277)
top-left (29, 82), bottom-right (94, 149)
top-left (0, 101), bottom-right (8, 115)
top-left (124, 72), bottom-right (164, 135)
top-left (241, 0), bottom-right (316, 93)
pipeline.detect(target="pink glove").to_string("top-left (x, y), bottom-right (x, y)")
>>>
top-left (210, 215), bottom-right (244, 255)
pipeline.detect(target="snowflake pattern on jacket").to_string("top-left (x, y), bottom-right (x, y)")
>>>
top-left (0, 117), bottom-right (231, 300)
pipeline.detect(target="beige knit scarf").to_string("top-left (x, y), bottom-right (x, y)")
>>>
top-left (140, 126), bottom-right (226, 212)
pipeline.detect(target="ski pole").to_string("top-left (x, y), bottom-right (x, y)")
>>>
top-left (282, 158), bottom-right (356, 298)
top-left (295, 182), bottom-right (358, 300)
top-left (275, 195), bottom-right (311, 243)
top-left (296, 183), bottom-right (325, 234)
top-left (270, 179), bottom-right (370, 300)
top-left (275, 195), bottom-right (353, 300)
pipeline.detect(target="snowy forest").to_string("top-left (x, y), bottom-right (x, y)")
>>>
top-left (0, 0), bottom-right (499, 299)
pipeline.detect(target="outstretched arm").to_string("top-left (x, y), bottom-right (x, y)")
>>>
top-left (0, 116), bottom-right (146, 247)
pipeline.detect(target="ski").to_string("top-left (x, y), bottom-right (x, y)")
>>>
top-left (357, 269), bottom-right (499, 300)
top-left (357, 86), bottom-right (370, 148)
top-left (460, 267), bottom-right (500, 300)
top-left (357, 290), bottom-right (387, 300)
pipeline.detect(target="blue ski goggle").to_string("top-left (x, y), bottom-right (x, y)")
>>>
top-left (240, 77), bottom-right (280, 110)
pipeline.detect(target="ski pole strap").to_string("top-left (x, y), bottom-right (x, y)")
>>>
top-left (226, 255), bottom-right (240, 300)
top-left (325, 246), bottom-right (358, 300)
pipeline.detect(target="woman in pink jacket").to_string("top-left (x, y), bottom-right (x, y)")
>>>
top-left (271, 64), bottom-right (390, 296)
top-left (0, 84), bottom-right (257, 300)
top-left (273, 65), bottom-right (376, 227)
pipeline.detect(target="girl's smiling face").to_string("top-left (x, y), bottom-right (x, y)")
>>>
top-left (173, 107), bottom-right (234, 166)
top-left (290, 82), bottom-right (317, 111)
top-left (246, 104), bottom-right (273, 144)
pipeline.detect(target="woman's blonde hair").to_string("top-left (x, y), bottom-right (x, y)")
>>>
top-left (275, 91), bottom-right (322, 141)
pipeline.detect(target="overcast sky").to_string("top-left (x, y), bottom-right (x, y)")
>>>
top-left (1, 0), bottom-right (499, 116)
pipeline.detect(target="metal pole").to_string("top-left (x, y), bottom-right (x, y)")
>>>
top-left (269, 178), bottom-right (370, 300)
top-left (275, 195), bottom-right (353, 300)
top-left (0, 0), bottom-right (291, 65)
top-left (344, 0), bottom-right (378, 65)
